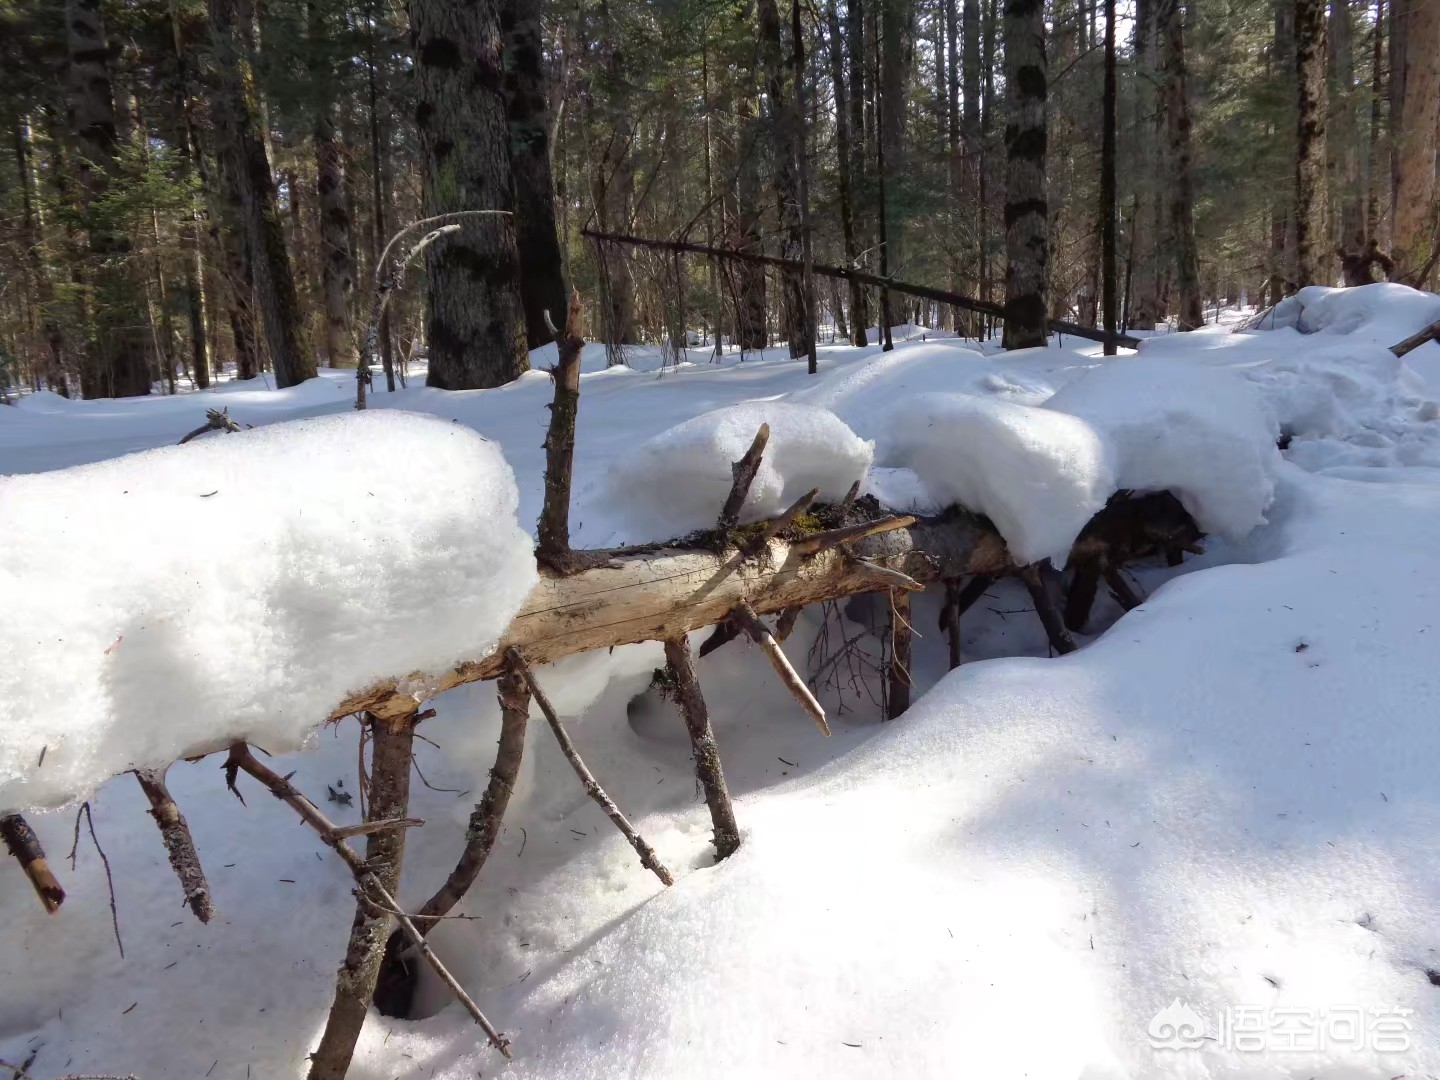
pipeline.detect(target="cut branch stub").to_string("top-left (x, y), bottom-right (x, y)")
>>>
top-left (718, 423), bottom-right (771, 533)
top-left (1, 813), bottom-right (65, 914)
top-left (733, 601), bottom-right (830, 735)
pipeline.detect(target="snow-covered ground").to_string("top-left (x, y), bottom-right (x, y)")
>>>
top-left (2, 284), bottom-right (1439, 1079)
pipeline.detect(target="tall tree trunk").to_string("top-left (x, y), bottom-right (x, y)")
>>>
top-left (1365, 0), bottom-right (1385, 240)
top-left (502, 0), bottom-right (568, 351)
top-left (365, 0), bottom-right (396, 390)
top-left (13, 115), bottom-right (67, 394)
top-left (1000, 0), bottom-right (1048, 350)
top-left (1101, 0), bottom-right (1118, 353)
top-left (792, 0), bottom-right (819, 372)
top-left (826, 0), bottom-right (868, 345)
top-left (873, 5), bottom-right (895, 350)
top-left (310, 3), bottom-right (356, 370)
top-left (1328, 0), bottom-right (1362, 248)
top-left (64, 0), bottom-right (151, 399)
top-left (1294, 0), bottom-right (1329, 286)
top-left (758, 0), bottom-right (811, 357)
top-left (1161, 0), bottom-right (1203, 326)
top-left (1392, 0), bottom-right (1439, 281)
top-left (961, 0), bottom-right (980, 318)
top-left (879, 0), bottom-right (912, 277)
top-left (410, 0), bottom-right (528, 389)
top-left (207, 0), bottom-right (315, 387)
top-left (1269, 0), bottom-right (1297, 301)
top-left (733, 94), bottom-right (769, 350)
top-left (1127, 0), bottom-right (1162, 327)
top-left (847, 0), bottom-right (871, 337)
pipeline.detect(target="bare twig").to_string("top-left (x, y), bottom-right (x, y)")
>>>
top-left (733, 602), bottom-right (830, 735)
top-left (133, 767), bottom-right (213, 923)
top-left (0, 814), bottom-right (64, 913)
top-left (717, 423), bottom-right (771, 533)
top-left (793, 514), bottom-right (917, 555)
top-left (328, 818), bottom-right (425, 841)
top-left (506, 649), bottom-right (674, 885)
top-left (67, 803), bottom-right (122, 957)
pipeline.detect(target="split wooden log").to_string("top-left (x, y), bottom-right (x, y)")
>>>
top-left (718, 423), bottom-right (771, 532)
top-left (663, 638), bottom-right (741, 860)
top-left (536, 290), bottom-right (586, 571)
top-left (1, 813), bottom-right (64, 913)
top-left (508, 649), bottom-right (675, 886)
top-left (133, 767), bottom-right (213, 923)
top-left (225, 741), bottom-right (511, 1065)
top-left (733, 602), bottom-right (830, 735)
top-left (886, 590), bottom-right (914, 719)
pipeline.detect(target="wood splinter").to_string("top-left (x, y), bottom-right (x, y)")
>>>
top-left (733, 602), bottom-right (830, 735)
top-left (134, 767), bottom-right (213, 923)
top-left (224, 743), bottom-right (512, 1062)
top-left (1, 813), bottom-right (65, 913)
top-left (506, 649), bottom-right (675, 886)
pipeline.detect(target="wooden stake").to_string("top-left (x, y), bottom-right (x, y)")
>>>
top-left (536, 289), bottom-right (586, 570)
top-left (886, 590), bottom-right (913, 719)
top-left (718, 423), bottom-right (771, 533)
top-left (0, 813), bottom-right (64, 914)
top-left (134, 767), bottom-right (213, 923)
top-left (225, 743), bottom-right (511, 1062)
top-left (733, 602), bottom-right (830, 735)
top-left (663, 637), bottom-right (741, 860)
top-left (1021, 563), bottom-right (1078, 656)
top-left (506, 649), bottom-right (675, 886)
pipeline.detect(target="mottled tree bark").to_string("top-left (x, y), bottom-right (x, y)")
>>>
top-left (1101, 0), bottom-right (1117, 353)
top-left (847, 0), bottom-right (871, 338)
top-left (1392, 0), bottom-right (1439, 281)
top-left (962, 0), bottom-right (980, 317)
top-left (1294, 0), bottom-right (1329, 286)
top-left (758, 0), bottom-right (811, 357)
top-left (1328, 0), bottom-right (1362, 249)
top-left (825, 0), bottom-right (868, 346)
top-left (64, 0), bottom-right (151, 398)
top-left (310, 4), bottom-right (356, 369)
top-left (410, 0), bottom-right (528, 388)
top-left (1001, 0), bottom-right (1049, 349)
top-left (207, 0), bottom-right (314, 387)
top-left (1160, 0), bottom-right (1202, 327)
top-left (733, 94), bottom-right (769, 350)
top-left (502, 0), bottom-right (568, 351)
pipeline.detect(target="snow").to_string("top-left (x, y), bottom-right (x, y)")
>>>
top-left (0, 410), bottom-right (536, 811)
top-left (588, 401), bottom-right (873, 543)
top-left (1044, 359), bottom-right (1281, 542)
top-left (875, 391), bottom-right (1115, 565)
top-left (3, 290), bottom-right (1440, 1080)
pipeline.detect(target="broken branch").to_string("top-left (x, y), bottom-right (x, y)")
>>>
top-left (134, 767), bottom-right (213, 923)
top-left (0, 813), bottom-right (64, 914)
top-left (718, 424), bottom-right (771, 533)
top-left (733, 602), bottom-right (830, 735)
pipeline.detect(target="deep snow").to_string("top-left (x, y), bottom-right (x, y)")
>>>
top-left (2, 290), bottom-right (1439, 1080)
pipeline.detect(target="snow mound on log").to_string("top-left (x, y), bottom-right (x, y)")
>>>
top-left (0, 411), bottom-right (536, 812)
top-left (876, 393), bottom-right (1115, 565)
top-left (1045, 359), bottom-right (1281, 541)
top-left (1266, 282), bottom-right (1440, 342)
top-left (596, 402), bottom-right (873, 542)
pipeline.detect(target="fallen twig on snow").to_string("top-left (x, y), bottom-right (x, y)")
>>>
top-left (133, 767), bottom-right (213, 923)
top-left (177, 407), bottom-right (242, 445)
top-left (0, 814), bottom-right (64, 913)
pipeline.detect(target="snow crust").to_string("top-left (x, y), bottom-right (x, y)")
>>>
top-left (592, 401), bottom-right (873, 542)
top-left (0, 411), bottom-right (536, 811)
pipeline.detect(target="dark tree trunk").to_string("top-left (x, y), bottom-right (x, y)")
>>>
top-left (365, 1), bottom-right (396, 390)
top-left (1101, 0), bottom-right (1118, 353)
top-left (1329, 0), bottom-right (1362, 248)
top-left (825, 0), bottom-right (868, 346)
top-left (758, 0), bottom-right (811, 357)
top-left (410, 0), bottom-right (528, 389)
top-left (847, 0), bottom-right (871, 337)
top-left (1161, 0), bottom-right (1203, 327)
top-left (733, 94), bottom-right (769, 349)
top-left (502, 0), bottom-right (568, 351)
top-left (65, 0), bottom-right (151, 399)
top-left (13, 115), bottom-right (67, 394)
top-left (1365, 0), bottom-right (1385, 240)
top-left (1001, 0), bottom-right (1049, 350)
top-left (311, 3), bottom-right (356, 369)
top-left (1294, 0), bottom-right (1329, 286)
top-left (207, 0), bottom-right (314, 387)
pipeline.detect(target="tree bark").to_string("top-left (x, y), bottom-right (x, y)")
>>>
top-left (1294, 0), bottom-right (1329, 286)
top-left (663, 638), bottom-right (741, 860)
top-left (1329, 0), bottom-right (1362, 249)
top-left (825, 0), bottom-right (869, 346)
top-left (1001, 0), bottom-right (1049, 349)
top-left (1161, 0), bottom-right (1203, 326)
top-left (502, 0), bottom-right (569, 350)
top-left (1101, 0), bottom-right (1117, 354)
top-left (733, 93), bottom-right (769, 350)
top-left (207, 0), bottom-right (314, 387)
top-left (310, 3), bottom-right (356, 370)
top-left (1391, 0), bottom-right (1439, 281)
top-left (64, 0), bottom-right (151, 399)
top-left (12, 115), bottom-right (67, 394)
top-left (410, 0), bottom-right (528, 389)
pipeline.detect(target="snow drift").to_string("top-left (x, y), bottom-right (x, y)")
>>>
top-left (0, 411), bottom-right (536, 811)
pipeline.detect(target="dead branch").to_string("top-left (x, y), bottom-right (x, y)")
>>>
top-left (1022, 563), bottom-right (1078, 656)
top-left (792, 514), bottom-right (916, 555)
top-left (1104, 567), bottom-right (1144, 611)
top-left (133, 767), bottom-right (213, 923)
top-left (507, 649), bottom-right (674, 886)
top-left (536, 289), bottom-right (586, 570)
top-left (940, 581), bottom-right (962, 671)
top-left (177, 407), bottom-right (242, 445)
top-left (718, 424), bottom-right (771, 533)
top-left (1390, 319), bottom-right (1440, 358)
top-left (663, 638), bottom-right (741, 860)
top-left (0, 813), bottom-right (64, 913)
top-left (328, 818), bottom-right (425, 841)
top-left (225, 743), bottom-right (511, 1063)
top-left (733, 602), bottom-right (830, 735)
